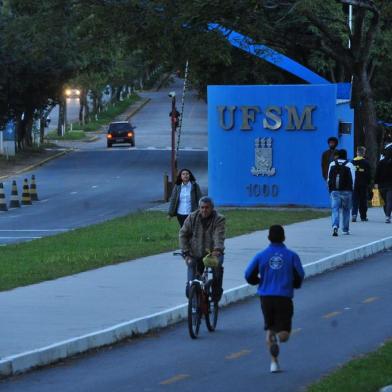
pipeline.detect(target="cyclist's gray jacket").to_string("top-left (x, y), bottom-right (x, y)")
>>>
top-left (179, 210), bottom-right (225, 258)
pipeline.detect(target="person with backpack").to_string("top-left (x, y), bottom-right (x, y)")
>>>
top-left (327, 149), bottom-right (356, 236)
top-left (244, 225), bottom-right (305, 373)
top-left (351, 146), bottom-right (372, 222)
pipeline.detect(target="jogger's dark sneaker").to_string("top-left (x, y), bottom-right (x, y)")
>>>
top-left (386, 217), bottom-right (391, 224)
top-left (351, 215), bottom-right (357, 222)
top-left (332, 227), bottom-right (338, 237)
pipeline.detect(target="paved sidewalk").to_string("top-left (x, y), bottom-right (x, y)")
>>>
top-left (0, 207), bottom-right (391, 377)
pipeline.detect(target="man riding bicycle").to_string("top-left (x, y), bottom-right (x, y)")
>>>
top-left (179, 196), bottom-right (225, 301)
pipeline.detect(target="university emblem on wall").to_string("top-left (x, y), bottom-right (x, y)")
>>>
top-left (251, 137), bottom-right (276, 176)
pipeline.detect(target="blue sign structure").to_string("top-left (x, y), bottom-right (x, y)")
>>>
top-left (208, 84), bottom-right (353, 207)
top-left (3, 120), bottom-right (16, 141)
top-left (209, 24), bottom-right (330, 85)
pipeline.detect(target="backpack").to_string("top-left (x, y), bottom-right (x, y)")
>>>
top-left (328, 160), bottom-right (353, 191)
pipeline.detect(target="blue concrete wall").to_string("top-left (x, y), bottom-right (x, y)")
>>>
top-left (208, 84), bottom-right (354, 207)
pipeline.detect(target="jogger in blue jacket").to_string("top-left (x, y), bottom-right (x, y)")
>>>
top-left (245, 225), bottom-right (305, 373)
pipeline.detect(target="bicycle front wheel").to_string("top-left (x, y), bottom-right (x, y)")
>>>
top-left (188, 283), bottom-right (201, 339)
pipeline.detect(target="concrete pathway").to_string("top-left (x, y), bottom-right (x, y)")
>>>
top-left (0, 207), bottom-right (391, 377)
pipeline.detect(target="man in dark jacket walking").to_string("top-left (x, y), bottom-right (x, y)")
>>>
top-left (351, 146), bottom-right (371, 222)
top-left (321, 136), bottom-right (339, 181)
top-left (375, 146), bottom-right (392, 223)
top-left (244, 225), bottom-right (304, 373)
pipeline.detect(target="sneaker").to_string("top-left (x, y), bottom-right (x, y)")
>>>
top-left (386, 217), bottom-right (391, 224)
top-left (342, 230), bottom-right (350, 235)
top-left (332, 227), bottom-right (338, 237)
top-left (361, 217), bottom-right (368, 222)
top-left (351, 215), bottom-right (357, 222)
top-left (270, 361), bottom-right (280, 373)
top-left (269, 334), bottom-right (280, 358)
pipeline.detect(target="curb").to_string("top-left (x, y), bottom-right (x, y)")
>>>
top-left (0, 150), bottom-right (71, 181)
top-left (125, 98), bottom-right (151, 121)
top-left (0, 237), bottom-right (391, 377)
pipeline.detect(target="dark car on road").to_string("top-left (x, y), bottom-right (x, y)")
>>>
top-left (107, 121), bottom-right (136, 147)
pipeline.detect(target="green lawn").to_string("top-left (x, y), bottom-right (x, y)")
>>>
top-left (307, 339), bottom-right (392, 392)
top-left (44, 94), bottom-right (141, 139)
top-left (0, 209), bottom-right (327, 291)
top-left (45, 130), bottom-right (86, 141)
top-left (77, 94), bottom-right (140, 132)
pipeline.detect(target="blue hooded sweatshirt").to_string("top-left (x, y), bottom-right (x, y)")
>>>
top-left (244, 243), bottom-right (305, 298)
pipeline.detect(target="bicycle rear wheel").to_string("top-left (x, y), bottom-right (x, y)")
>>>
top-left (188, 283), bottom-right (201, 339)
top-left (205, 281), bottom-right (219, 332)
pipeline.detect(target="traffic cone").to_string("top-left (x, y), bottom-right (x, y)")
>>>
top-left (21, 179), bottom-right (32, 205)
top-left (30, 174), bottom-right (39, 201)
top-left (9, 180), bottom-right (21, 208)
top-left (0, 183), bottom-right (7, 211)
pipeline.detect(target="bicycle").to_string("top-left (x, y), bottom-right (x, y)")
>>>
top-left (187, 255), bottom-right (220, 339)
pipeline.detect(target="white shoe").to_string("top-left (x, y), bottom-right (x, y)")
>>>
top-left (270, 361), bottom-right (280, 373)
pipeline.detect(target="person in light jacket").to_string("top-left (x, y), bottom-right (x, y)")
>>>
top-left (168, 168), bottom-right (202, 227)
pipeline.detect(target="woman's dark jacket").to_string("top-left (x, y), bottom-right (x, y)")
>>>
top-left (168, 182), bottom-right (202, 217)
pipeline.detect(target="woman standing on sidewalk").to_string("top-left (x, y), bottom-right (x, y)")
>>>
top-left (168, 168), bottom-right (202, 227)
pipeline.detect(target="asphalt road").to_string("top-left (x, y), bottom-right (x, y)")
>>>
top-left (0, 78), bottom-right (208, 245)
top-left (1, 250), bottom-right (391, 391)
top-left (54, 77), bottom-right (208, 151)
top-left (0, 150), bottom-right (207, 245)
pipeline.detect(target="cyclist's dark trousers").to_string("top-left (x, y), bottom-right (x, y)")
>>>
top-left (352, 186), bottom-right (368, 219)
top-left (186, 256), bottom-right (224, 300)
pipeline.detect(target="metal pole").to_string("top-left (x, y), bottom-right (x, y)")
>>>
top-left (348, 4), bottom-right (352, 49)
top-left (176, 60), bottom-right (189, 160)
top-left (171, 96), bottom-right (177, 185)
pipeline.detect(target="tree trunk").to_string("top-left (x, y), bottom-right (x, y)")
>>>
top-left (58, 100), bottom-right (65, 136)
top-left (39, 116), bottom-right (45, 143)
top-left (358, 65), bottom-right (380, 176)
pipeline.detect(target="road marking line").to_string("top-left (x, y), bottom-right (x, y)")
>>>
top-left (362, 296), bottom-right (379, 304)
top-left (322, 311), bottom-right (341, 319)
top-left (160, 374), bottom-right (190, 385)
top-left (225, 349), bottom-right (251, 360)
top-left (70, 191), bottom-right (78, 195)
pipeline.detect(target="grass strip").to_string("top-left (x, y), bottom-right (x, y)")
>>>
top-left (0, 209), bottom-right (327, 292)
top-left (307, 339), bottom-right (392, 392)
top-left (45, 130), bottom-right (86, 141)
top-left (78, 94), bottom-right (140, 132)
